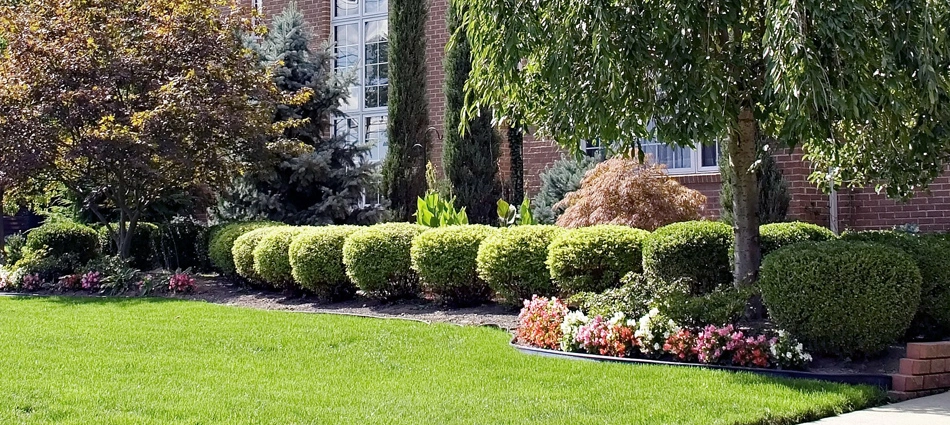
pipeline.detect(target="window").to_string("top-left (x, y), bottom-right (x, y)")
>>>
top-left (252, 0), bottom-right (263, 13)
top-left (333, 0), bottom-right (389, 205)
top-left (581, 139), bottom-right (720, 174)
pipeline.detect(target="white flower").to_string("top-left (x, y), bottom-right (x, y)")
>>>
top-left (786, 352), bottom-right (793, 359)
top-left (653, 343), bottom-right (661, 350)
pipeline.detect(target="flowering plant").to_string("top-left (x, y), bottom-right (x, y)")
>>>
top-left (664, 328), bottom-right (698, 362)
top-left (696, 324), bottom-right (735, 364)
top-left (770, 330), bottom-right (813, 370)
top-left (81, 271), bottom-right (101, 290)
top-left (58, 274), bottom-right (81, 290)
top-left (517, 296), bottom-right (568, 349)
top-left (168, 272), bottom-right (196, 293)
top-left (634, 308), bottom-right (679, 358)
top-left (574, 313), bottom-right (638, 357)
top-left (21, 273), bottom-right (43, 291)
top-left (730, 333), bottom-right (774, 368)
top-left (560, 310), bottom-right (590, 352)
top-left (0, 267), bottom-right (17, 291)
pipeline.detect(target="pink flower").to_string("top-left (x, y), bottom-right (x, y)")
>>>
top-left (168, 273), bottom-right (196, 293)
top-left (81, 271), bottom-right (101, 290)
top-left (516, 296), bottom-right (568, 349)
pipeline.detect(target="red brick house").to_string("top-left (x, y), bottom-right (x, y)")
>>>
top-left (252, 0), bottom-right (950, 232)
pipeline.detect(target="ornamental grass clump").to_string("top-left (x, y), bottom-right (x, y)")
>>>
top-left (555, 159), bottom-right (706, 230)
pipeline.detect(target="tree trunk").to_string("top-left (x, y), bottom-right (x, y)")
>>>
top-left (730, 107), bottom-right (762, 291)
top-left (508, 123), bottom-right (524, 205)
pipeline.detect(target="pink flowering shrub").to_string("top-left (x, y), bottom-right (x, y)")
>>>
top-left (81, 271), bottom-right (101, 290)
top-left (517, 296), bottom-right (568, 349)
top-left (21, 273), bottom-right (42, 291)
top-left (696, 324), bottom-right (735, 364)
top-left (168, 272), bottom-right (196, 293)
top-left (576, 313), bottom-right (638, 357)
top-left (58, 274), bottom-right (81, 290)
top-left (664, 329), bottom-right (698, 362)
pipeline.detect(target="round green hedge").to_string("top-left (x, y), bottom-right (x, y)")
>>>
top-left (410, 225), bottom-right (498, 306)
top-left (760, 222), bottom-right (836, 258)
top-left (759, 240), bottom-right (921, 357)
top-left (25, 221), bottom-right (100, 264)
top-left (253, 227), bottom-right (308, 288)
top-left (476, 225), bottom-right (563, 304)
top-left (207, 221), bottom-right (279, 274)
top-left (98, 222), bottom-right (159, 270)
top-left (841, 230), bottom-right (950, 337)
top-left (232, 227), bottom-right (283, 281)
top-left (289, 226), bottom-right (360, 300)
top-left (642, 221), bottom-right (733, 294)
top-left (547, 225), bottom-right (650, 295)
top-left (342, 223), bottom-right (426, 299)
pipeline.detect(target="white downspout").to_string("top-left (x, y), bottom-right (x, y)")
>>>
top-left (828, 168), bottom-right (839, 235)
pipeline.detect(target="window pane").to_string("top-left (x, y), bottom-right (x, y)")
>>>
top-left (642, 141), bottom-right (691, 169)
top-left (365, 0), bottom-right (387, 14)
top-left (364, 115), bottom-right (388, 162)
top-left (335, 0), bottom-right (360, 17)
top-left (701, 142), bottom-right (719, 167)
top-left (334, 117), bottom-right (360, 145)
top-left (363, 20), bottom-right (388, 109)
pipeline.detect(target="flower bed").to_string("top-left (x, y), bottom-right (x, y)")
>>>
top-left (514, 296), bottom-right (893, 388)
top-left (518, 296), bottom-right (812, 370)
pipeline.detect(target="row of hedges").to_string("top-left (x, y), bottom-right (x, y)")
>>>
top-left (205, 220), bottom-right (838, 308)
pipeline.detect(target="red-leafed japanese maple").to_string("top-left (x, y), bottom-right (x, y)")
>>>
top-left (555, 158), bottom-right (706, 230)
top-left (0, 0), bottom-right (284, 259)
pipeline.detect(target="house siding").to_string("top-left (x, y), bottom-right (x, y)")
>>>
top-left (258, 0), bottom-right (950, 232)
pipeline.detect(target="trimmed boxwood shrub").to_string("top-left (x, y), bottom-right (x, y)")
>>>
top-left (343, 223), bottom-right (426, 299)
top-left (207, 221), bottom-right (280, 274)
top-left (289, 226), bottom-right (360, 300)
top-left (98, 222), bottom-right (159, 270)
top-left (760, 221), bottom-right (836, 258)
top-left (842, 230), bottom-right (950, 337)
top-left (759, 240), bottom-right (921, 357)
top-left (232, 227), bottom-right (283, 282)
top-left (410, 225), bottom-right (498, 306)
top-left (253, 227), bottom-right (308, 288)
top-left (642, 221), bottom-right (733, 294)
top-left (547, 225), bottom-right (650, 295)
top-left (25, 221), bottom-right (100, 264)
top-left (476, 225), bottom-right (563, 304)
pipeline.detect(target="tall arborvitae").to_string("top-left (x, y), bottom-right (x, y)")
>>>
top-left (508, 124), bottom-right (525, 205)
top-left (382, 0), bottom-right (430, 221)
top-left (720, 139), bottom-right (790, 225)
top-left (217, 3), bottom-right (382, 225)
top-left (442, 0), bottom-right (500, 224)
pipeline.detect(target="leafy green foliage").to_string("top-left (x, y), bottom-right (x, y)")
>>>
top-left (99, 223), bottom-right (159, 271)
top-left (642, 221), bottom-right (734, 294)
top-left (720, 141), bottom-right (790, 226)
top-left (760, 241), bottom-right (921, 357)
top-left (841, 230), bottom-right (950, 339)
top-left (649, 279), bottom-right (754, 327)
top-left (289, 226), bottom-right (360, 300)
top-left (4, 233), bottom-right (26, 266)
top-left (496, 198), bottom-right (536, 227)
top-left (156, 217), bottom-right (210, 272)
top-left (0, 0), bottom-right (282, 260)
top-left (475, 225), bottom-right (563, 304)
top-left (342, 223), bottom-right (426, 299)
top-left (760, 222), bottom-right (836, 258)
top-left (253, 227), bottom-right (306, 288)
top-left (547, 225), bottom-right (650, 295)
top-left (207, 221), bottom-right (280, 275)
top-left (443, 0), bottom-right (501, 224)
top-left (217, 3), bottom-right (382, 226)
top-left (415, 193), bottom-right (469, 227)
top-left (232, 227), bottom-right (282, 282)
top-left (24, 222), bottom-right (99, 265)
top-left (532, 156), bottom-right (597, 224)
top-left (382, 0), bottom-right (430, 221)
top-left (410, 225), bottom-right (498, 306)
top-left (566, 278), bottom-right (652, 320)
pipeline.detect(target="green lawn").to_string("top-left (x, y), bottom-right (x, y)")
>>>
top-left (0, 297), bottom-right (881, 424)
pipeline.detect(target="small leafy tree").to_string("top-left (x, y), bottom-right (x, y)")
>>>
top-left (720, 140), bottom-right (790, 225)
top-left (0, 0), bottom-right (281, 259)
top-left (217, 3), bottom-right (382, 225)
top-left (442, 0), bottom-right (501, 225)
top-left (382, 0), bottom-right (430, 221)
top-left (556, 158), bottom-right (706, 230)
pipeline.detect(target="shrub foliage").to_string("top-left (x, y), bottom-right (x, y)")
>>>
top-left (343, 223), bottom-right (426, 299)
top-left (207, 221), bottom-right (279, 275)
top-left (556, 159), bottom-right (706, 230)
top-left (232, 227), bottom-right (282, 282)
top-left (289, 226), bottom-right (360, 300)
top-left (410, 225), bottom-right (498, 306)
top-left (760, 222), bottom-right (836, 258)
top-left (253, 227), bottom-right (306, 288)
top-left (532, 156), bottom-right (597, 224)
top-left (476, 225), bottom-right (563, 304)
top-left (99, 223), bottom-right (159, 270)
top-left (547, 225), bottom-right (650, 295)
top-left (642, 221), bottom-right (733, 294)
top-left (759, 241), bottom-right (921, 357)
top-left (25, 222), bottom-right (100, 265)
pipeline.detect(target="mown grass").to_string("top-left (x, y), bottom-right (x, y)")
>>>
top-left (0, 297), bottom-right (883, 424)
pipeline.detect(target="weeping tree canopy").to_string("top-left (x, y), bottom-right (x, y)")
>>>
top-left (459, 0), bottom-right (950, 286)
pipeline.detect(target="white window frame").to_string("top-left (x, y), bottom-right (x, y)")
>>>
top-left (581, 139), bottom-right (720, 175)
top-left (332, 0), bottom-right (388, 119)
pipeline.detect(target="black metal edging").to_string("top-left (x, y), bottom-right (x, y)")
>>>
top-left (511, 339), bottom-right (893, 389)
